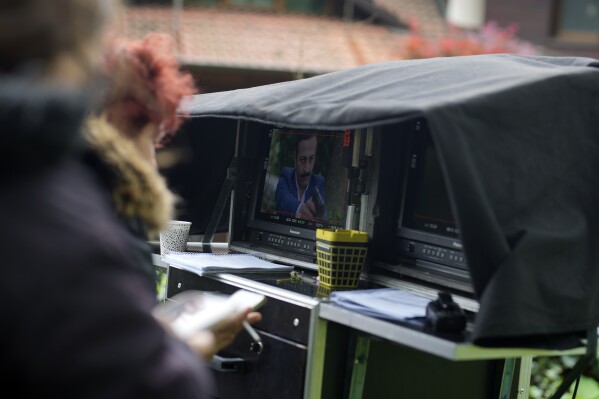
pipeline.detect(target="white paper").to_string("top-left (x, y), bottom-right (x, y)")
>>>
top-left (329, 288), bottom-right (430, 320)
top-left (163, 252), bottom-right (294, 276)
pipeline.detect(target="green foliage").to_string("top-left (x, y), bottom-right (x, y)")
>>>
top-left (156, 266), bottom-right (168, 302)
top-left (530, 356), bottom-right (599, 399)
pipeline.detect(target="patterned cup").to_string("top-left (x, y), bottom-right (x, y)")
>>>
top-left (160, 220), bottom-right (191, 255)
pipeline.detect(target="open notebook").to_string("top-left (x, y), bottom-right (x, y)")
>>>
top-left (163, 252), bottom-right (294, 276)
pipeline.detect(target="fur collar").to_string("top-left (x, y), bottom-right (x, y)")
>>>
top-left (84, 116), bottom-right (174, 237)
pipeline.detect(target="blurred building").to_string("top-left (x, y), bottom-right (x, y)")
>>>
top-left (120, 1), bottom-right (598, 93)
top-left (486, 0), bottom-right (599, 59)
top-left (119, 0), bottom-right (450, 91)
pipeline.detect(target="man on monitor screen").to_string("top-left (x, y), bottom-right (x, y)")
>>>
top-left (275, 134), bottom-right (327, 221)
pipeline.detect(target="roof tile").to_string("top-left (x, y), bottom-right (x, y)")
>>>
top-left (117, 7), bottom-right (408, 73)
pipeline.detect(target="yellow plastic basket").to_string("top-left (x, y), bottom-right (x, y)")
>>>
top-left (316, 229), bottom-right (368, 289)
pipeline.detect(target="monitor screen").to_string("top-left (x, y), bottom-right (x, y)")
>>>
top-left (393, 123), bottom-right (469, 284)
top-left (253, 128), bottom-right (350, 232)
top-left (230, 124), bottom-right (353, 268)
top-left (401, 133), bottom-right (459, 238)
top-left (230, 126), bottom-right (354, 267)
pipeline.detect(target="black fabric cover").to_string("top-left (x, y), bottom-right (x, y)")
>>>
top-left (185, 54), bottom-right (599, 347)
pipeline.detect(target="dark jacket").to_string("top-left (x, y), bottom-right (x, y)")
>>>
top-left (0, 78), bottom-right (214, 397)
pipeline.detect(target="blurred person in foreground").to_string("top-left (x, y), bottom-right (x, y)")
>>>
top-left (84, 31), bottom-right (260, 358)
top-left (0, 1), bottom-right (256, 397)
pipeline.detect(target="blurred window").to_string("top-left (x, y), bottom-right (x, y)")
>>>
top-left (218, 0), bottom-right (323, 13)
top-left (555, 0), bottom-right (599, 42)
top-left (132, 0), bottom-right (327, 14)
top-left (229, 0), bottom-right (275, 7)
top-left (285, 0), bottom-right (324, 14)
top-left (184, 0), bottom-right (280, 10)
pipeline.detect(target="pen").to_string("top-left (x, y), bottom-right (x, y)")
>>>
top-left (243, 321), bottom-right (264, 354)
top-left (243, 321), bottom-right (261, 342)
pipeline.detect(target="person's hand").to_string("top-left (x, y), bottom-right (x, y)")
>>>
top-left (188, 307), bottom-right (263, 361)
top-left (299, 200), bottom-right (317, 220)
top-left (154, 299), bottom-right (263, 362)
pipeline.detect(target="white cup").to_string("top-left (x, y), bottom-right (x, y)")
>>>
top-left (160, 220), bottom-right (192, 255)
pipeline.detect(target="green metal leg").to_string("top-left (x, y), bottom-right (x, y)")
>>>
top-left (499, 358), bottom-right (517, 399)
top-left (517, 356), bottom-right (533, 398)
top-left (348, 334), bottom-right (371, 399)
top-left (305, 309), bottom-right (328, 399)
top-left (498, 356), bottom-right (532, 399)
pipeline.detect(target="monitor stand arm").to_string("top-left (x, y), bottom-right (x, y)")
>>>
top-left (550, 326), bottom-right (597, 399)
top-left (201, 158), bottom-right (237, 253)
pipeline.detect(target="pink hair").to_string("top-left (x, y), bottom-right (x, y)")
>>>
top-left (101, 33), bottom-right (197, 144)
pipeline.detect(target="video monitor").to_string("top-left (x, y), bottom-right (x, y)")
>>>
top-left (394, 124), bottom-right (470, 289)
top-left (401, 133), bottom-right (459, 239)
top-left (241, 128), bottom-right (352, 264)
top-left (256, 129), bottom-right (349, 230)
